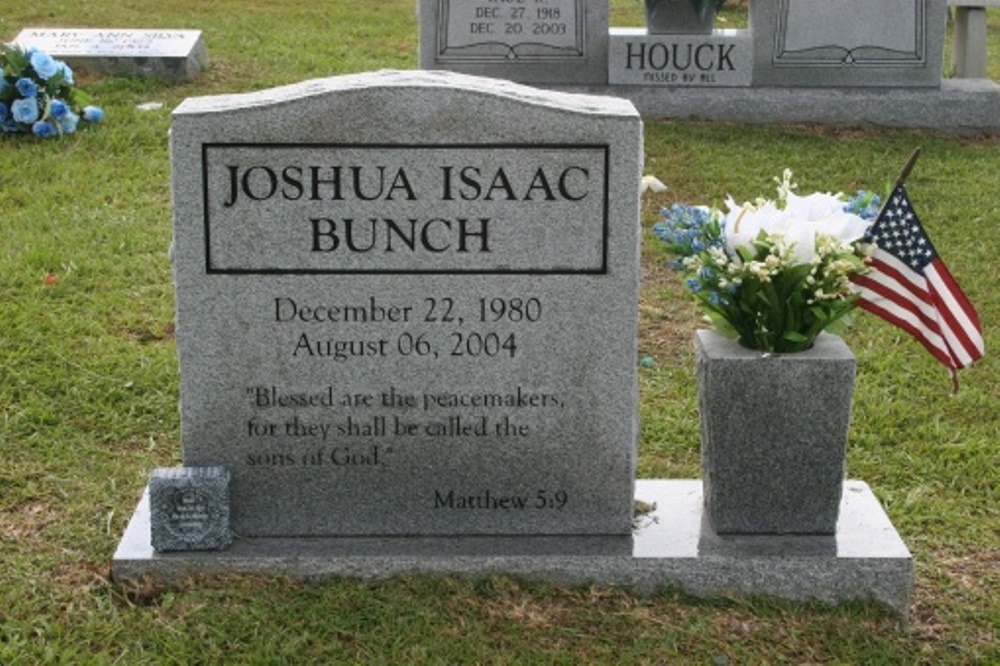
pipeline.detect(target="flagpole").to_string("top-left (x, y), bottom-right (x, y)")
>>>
top-left (895, 147), bottom-right (922, 188)
top-left (872, 147), bottom-right (923, 220)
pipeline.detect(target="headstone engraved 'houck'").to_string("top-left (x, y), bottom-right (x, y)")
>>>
top-left (608, 29), bottom-right (752, 87)
top-left (168, 70), bottom-right (641, 537)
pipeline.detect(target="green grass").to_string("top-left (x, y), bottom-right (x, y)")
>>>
top-left (2, 1), bottom-right (999, 663)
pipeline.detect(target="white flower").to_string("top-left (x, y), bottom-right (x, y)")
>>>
top-left (640, 175), bottom-right (668, 194)
top-left (707, 246), bottom-right (729, 266)
top-left (774, 168), bottom-right (798, 200)
top-left (681, 255), bottom-right (703, 272)
top-left (723, 195), bottom-right (777, 256)
top-left (723, 190), bottom-right (870, 265)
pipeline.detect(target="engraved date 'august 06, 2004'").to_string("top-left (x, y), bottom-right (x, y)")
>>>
top-left (272, 294), bottom-right (545, 361)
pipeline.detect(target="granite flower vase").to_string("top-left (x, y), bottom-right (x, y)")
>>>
top-left (695, 330), bottom-right (855, 535)
top-left (644, 0), bottom-right (716, 35)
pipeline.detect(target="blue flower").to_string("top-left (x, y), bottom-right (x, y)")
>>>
top-left (12, 97), bottom-right (40, 124)
top-left (0, 102), bottom-right (7, 123)
top-left (32, 120), bottom-right (58, 138)
top-left (29, 50), bottom-right (60, 80)
top-left (651, 222), bottom-right (671, 242)
top-left (57, 62), bottom-right (74, 85)
top-left (82, 106), bottom-right (104, 123)
top-left (49, 99), bottom-right (69, 120)
top-left (16, 77), bottom-right (38, 98)
top-left (58, 110), bottom-right (79, 134)
top-left (686, 277), bottom-right (703, 293)
top-left (2, 118), bottom-right (21, 133)
top-left (844, 191), bottom-right (881, 221)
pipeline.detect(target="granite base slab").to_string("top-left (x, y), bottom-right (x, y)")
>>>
top-left (112, 479), bottom-right (913, 617)
top-left (558, 79), bottom-right (1000, 134)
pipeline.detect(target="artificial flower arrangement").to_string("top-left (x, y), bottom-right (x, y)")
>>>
top-left (1, 44), bottom-right (104, 138)
top-left (652, 170), bottom-right (881, 353)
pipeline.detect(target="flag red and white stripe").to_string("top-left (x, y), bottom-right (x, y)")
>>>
top-left (853, 185), bottom-right (984, 387)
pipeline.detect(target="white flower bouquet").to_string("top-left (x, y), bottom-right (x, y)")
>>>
top-left (653, 170), bottom-right (880, 352)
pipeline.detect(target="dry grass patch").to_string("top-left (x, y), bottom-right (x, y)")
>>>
top-left (1, 501), bottom-right (59, 547)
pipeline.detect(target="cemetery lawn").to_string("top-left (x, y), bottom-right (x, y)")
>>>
top-left (2, 1), bottom-right (998, 662)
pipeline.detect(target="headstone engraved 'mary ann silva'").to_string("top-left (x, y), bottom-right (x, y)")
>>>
top-left (14, 28), bottom-right (206, 81)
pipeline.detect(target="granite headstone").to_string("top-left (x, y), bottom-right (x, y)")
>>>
top-left (418, 0), bottom-right (609, 85)
top-left (167, 70), bottom-right (641, 538)
top-left (14, 28), bottom-right (206, 82)
top-left (949, 0), bottom-right (1000, 79)
top-left (750, 0), bottom-right (948, 88)
top-left (112, 70), bottom-right (914, 619)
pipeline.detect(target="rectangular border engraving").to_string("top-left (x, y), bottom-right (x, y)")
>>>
top-left (201, 143), bottom-right (611, 276)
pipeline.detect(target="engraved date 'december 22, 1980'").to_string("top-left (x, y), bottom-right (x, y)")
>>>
top-left (273, 294), bottom-right (544, 361)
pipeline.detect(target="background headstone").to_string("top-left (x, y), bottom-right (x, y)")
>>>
top-left (168, 70), bottom-right (641, 538)
top-left (750, 0), bottom-right (948, 87)
top-left (949, 0), bottom-right (1000, 78)
top-left (14, 28), bottom-right (206, 82)
top-left (418, 0), bottom-right (609, 85)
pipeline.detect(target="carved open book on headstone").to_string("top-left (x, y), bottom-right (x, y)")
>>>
top-left (776, 0), bottom-right (926, 67)
top-left (751, 0), bottom-right (946, 87)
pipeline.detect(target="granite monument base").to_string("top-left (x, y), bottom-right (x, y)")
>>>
top-left (564, 79), bottom-right (1000, 134)
top-left (112, 479), bottom-right (914, 617)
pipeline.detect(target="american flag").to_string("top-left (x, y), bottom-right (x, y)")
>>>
top-left (853, 184), bottom-right (984, 388)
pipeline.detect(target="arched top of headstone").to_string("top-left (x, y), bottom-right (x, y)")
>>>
top-left (174, 70), bottom-right (637, 119)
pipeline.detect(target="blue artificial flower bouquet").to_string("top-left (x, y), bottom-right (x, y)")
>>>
top-left (1, 44), bottom-right (104, 138)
